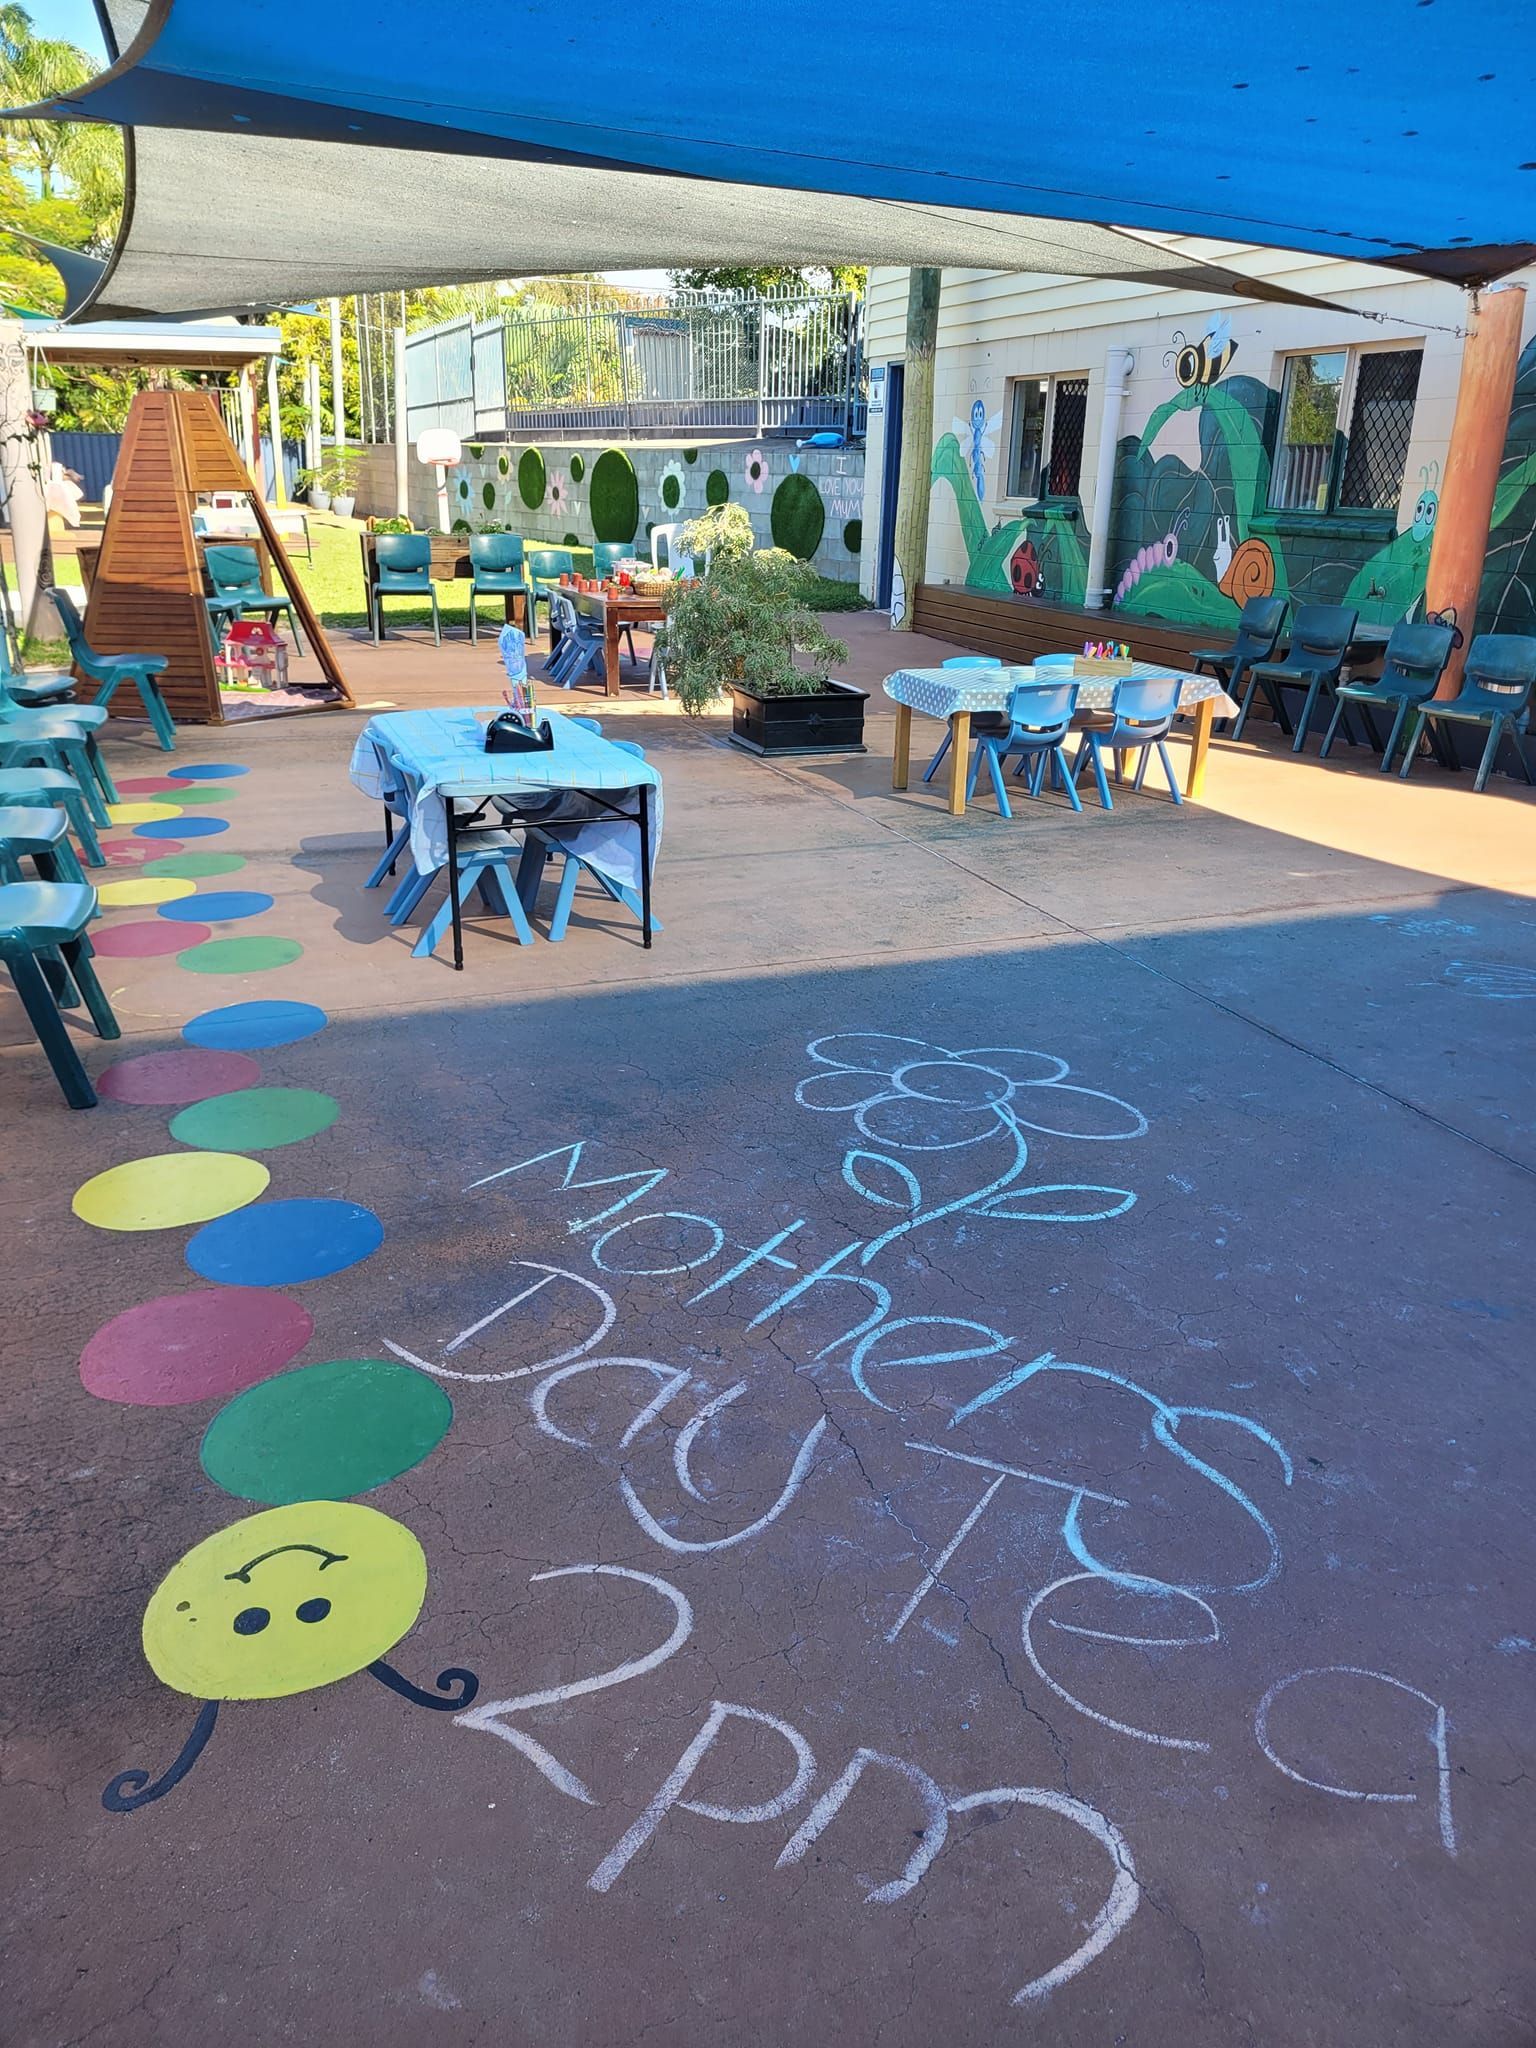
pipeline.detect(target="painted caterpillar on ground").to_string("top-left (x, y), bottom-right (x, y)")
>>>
top-left (1218, 535), bottom-right (1277, 602)
top-left (1112, 509), bottom-right (1189, 606)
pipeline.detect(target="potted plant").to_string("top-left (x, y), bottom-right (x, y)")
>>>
top-left (666, 504), bottom-right (863, 754)
top-left (297, 467), bottom-right (330, 512)
top-left (320, 447), bottom-right (362, 519)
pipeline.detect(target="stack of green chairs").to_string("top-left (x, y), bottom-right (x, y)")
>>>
top-left (0, 807), bottom-right (120, 1106)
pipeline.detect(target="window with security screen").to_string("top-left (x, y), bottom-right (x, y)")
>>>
top-left (1005, 373), bottom-right (1088, 499)
top-left (1339, 349), bottom-right (1422, 512)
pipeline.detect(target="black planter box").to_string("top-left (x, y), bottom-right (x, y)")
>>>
top-left (729, 679), bottom-right (868, 755)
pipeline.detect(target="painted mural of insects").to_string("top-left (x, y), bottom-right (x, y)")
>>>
top-left (1009, 532), bottom-right (1042, 596)
top-left (1113, 508), bottom-right (1189, 606)
top-left (1165, 317), bottom-right (1237, 391)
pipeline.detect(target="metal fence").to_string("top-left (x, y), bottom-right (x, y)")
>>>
top-left (405, 288), bottom-right (867, 443)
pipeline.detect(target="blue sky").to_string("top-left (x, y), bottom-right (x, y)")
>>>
top-left (30, 0), bottom-right (109, 58)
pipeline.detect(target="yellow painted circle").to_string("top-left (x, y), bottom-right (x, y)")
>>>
top-left (72, 1150), bottom-right (270, 1231)
top-left (97, 875), bottom-right (199, 908)
top-left (142, 1501), bottom-right (428, 1699)
top-left (106, 801), bottom-right (184, 825)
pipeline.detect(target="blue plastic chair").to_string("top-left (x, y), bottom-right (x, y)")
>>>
top-left (1319, 620), bottom-right (1457, 770)
top-left (1072, 676), bottom-right (1184, 808)
top-left (48, 588), bottom-right (178, 752)
top-left (0, 879), bottom-right (120, 1107)
top-left (0, 766), bottom-right (105, 866)
top-left (468, 534), bottom-right (528, 644)
top-left (370, 534), bottom-right (440, 646)
top-left (1398, 633), bottom-right (1536, 792)
top-left (0, 629), bottom-right (78, 710)
top-left (0, 668), bottom-right (118, 810)
top-left (1238, 604), bottom-right (1359, 752)
top-left (543, 591), bottom-right (606, 688)
top-left (966, 679), bottom-right (1082, 818)
top-left (526, 549), bottom-right (576, 637)
top-left (921, 656), bottom-right (1003, 783)
top-left (0, 712), bottom-right (115, 827)
top-left (204, 544), bottom-right (305, 655)
top-left (1191, 596), bottom-right (1289, 734)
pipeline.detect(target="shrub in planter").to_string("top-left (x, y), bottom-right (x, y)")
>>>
top-left (665, 505), bottom-right (858, 752)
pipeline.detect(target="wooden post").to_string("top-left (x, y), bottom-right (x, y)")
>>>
top-left (889, 267), bottom-right (940, 633)
top-left (1424, 283), bottom-right (1526, 695)
top-left (239, 369), bottom-right (261, 491)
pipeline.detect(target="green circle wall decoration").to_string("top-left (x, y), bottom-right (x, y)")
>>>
top-left (705, 468), bottom-right (730, 506)
top-left (518, 447), bottom-right (547, 509)
top-left (771, 473), bottom-right (826, 560)
top-left (661, 471), bottom-right (683, 511)
top-left (497, 452), bottom-right (510, 476)
top-left (562, 532), bottom-right (581, 546)
top-left (451, 517), bottom-right (471, 533)
top-left (482, 480), bottom-right (496, 510)
top-left (466, 442), bottom-right (484, 459)
top-left (683, 448), bottom-right (698, 465)
top-left (589, 448), bottom-right (640, 542)
top-left (843, 518), bottom-right (863, 555)
top-left (457, 479), bottom-right (469, 500)
top-left (570, 452), bottom-right (586, 482)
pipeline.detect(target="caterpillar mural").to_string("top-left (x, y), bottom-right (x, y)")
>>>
top-left (1112, 508), bottom-right (1189, 605)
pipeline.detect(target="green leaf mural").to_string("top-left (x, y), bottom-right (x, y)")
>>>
top-left (482, 481), bottom-right (496, 511)
top-left (770, 473), bottom-right (825, 559)
top-left (1140, 387), bottom-right (1272, 539)
top-left (518, 448), bottom-right (546, 510)
top-left (570, 452), bottom-right (586, 483)
top-left (1116, 561), bottom-right (1240, 628)
top-left (589, 448), bottom-right (640, 542)
top-left (1342, 527), bottom-right (1431, 622)
top-left (930, 432), bottom-right (991, 562)
top-left (1491, 447), bottom-right (1536, 531)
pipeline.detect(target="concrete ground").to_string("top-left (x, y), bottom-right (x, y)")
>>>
top-left (4, 610), bottom-right (1536, 2046)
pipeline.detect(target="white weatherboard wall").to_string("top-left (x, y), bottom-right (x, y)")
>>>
top-left (860, 242), bottom-right (1536, 604)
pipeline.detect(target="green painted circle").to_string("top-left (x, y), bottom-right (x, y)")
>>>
top-left (843, 518), bottom-right (863, 556)
top-left (497, 452), bottom-right (510, 477)
top-left (163, 785), bottom-right (238, 806)
top-left (466, 442), bottom-right (484, 459)
top-left (144, 852), bottom-right (247, 880)
top-left (771, 473), bottom-right (825, 560)
top-left (683, 448), bottom-right (698, 465)
top-left (562, 531), bottom-right (581, 546)
top-left (661, 472), bottom-right (682, 510)
top-left (518, 447), bottom-right (547, 509)
top-left (199, 1357), bottom-right (453, 1505)
top-left (569, 452), bottom-right (586, 482)
top-left (589, 448), bottom-right (639, 542)
top-left (170, 1086), bottom-right (340, 1151)
top-left (178, 936), bottom-right (304, 975)
top-left (482, 480), bottom-right (496, 511)
top-left (457, 479), bottom-right (469, 500)
top-left (451, 517), bottom-right (471, 533)
top-left (705, 468), bottom-right (730, 506)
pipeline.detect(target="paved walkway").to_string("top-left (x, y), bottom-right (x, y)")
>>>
top-left (2, 628), bottom-right (1534, 2046)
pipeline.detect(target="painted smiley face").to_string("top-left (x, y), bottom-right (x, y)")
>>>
top-left (142, 1501), bottom-right (428, 1700)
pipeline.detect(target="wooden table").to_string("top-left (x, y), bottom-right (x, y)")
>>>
top-left (884, 664), bottom-right (1240, 815)
top-left (565, 586), bottom-right (668, 698)
top-left (358, 533), bottom-right (527, 632)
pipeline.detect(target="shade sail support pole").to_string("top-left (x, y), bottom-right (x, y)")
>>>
top-left (890, 266), bottom-right (940, 633)
top-left (394, 326), bottom-right (409, 517)
top-left (265, 352), bottom-right (286, 505)
top-left (1424, 283), bottom-right (1526, 694)
top-left (329, 296), bottom-right (347, 450)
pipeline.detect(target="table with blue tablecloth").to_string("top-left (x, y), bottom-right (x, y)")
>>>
top-left (883, 664), bottom-right (1240, 815)
top-left (349, 705), bottom-right (661, 966)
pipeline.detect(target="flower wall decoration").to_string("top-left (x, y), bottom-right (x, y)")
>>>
top-left (744, 447), bottom-right (769, 494)
top-left (659, 459), bottom-right (687, 513)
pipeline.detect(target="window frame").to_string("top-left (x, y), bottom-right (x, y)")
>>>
top-left (1266, 341), bottom-right (1424, 519)
top-left (1001, 371), bottom-right (1089, 505)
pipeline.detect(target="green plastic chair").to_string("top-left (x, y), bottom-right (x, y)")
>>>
top-left (0, 652), bottom-right (118, 809)
top-left (0, 710), bottom-right (116, 825)
top-left (0, 629), bottom-right (78, 710)
top-left (370, 534), bottom-right (439, 645)
top-left (467, 534), bottom-right (527, 644)
top-left (204, 545), bottom-right (306, 655)
top-left (0, 879), bottom-right (120, 1107)
top-left (1238, 604), bottom-right (1359, 753)
top-left (1318, 620), bottom-right (1457, 771)
top-left (0, 766), bottom-right (105, 866)
top-left (1398, 633), bottom-right (1536, 791)
top-left (0, 804), bottom-right (86, 885)
top-left (525, 549), bottom-right (575, 637)
top-left (48, 588), bottom-right (179, 753)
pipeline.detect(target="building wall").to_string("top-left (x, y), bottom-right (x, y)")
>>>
top-left (414, 437), bottom-right (865, 580)
top-left (860, 248), bottom-right (1536, 640)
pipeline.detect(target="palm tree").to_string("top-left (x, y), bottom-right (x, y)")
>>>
top-left (0, 13), bottom-right (122, 240)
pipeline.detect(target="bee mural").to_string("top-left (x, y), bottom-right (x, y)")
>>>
top-left (1165, 317), bottom-right (1237, 392)
top-left (1411, 460), bottom-right (1441, 542)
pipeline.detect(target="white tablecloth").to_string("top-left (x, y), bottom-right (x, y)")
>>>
top-left (349, 705), bottom-right (662, 891)
top-left (884, 663), bottom-right (1239, 722)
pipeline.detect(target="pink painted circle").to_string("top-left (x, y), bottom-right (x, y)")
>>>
top-left (100, 838), bottom-right (186, 868)
top-left (97, 1046), bottom-right (262, 1103)
top-left (80, 1287), bottom-right (314, 1406)
top-left (116, 776), bottom-right (185, 794)
top-left (93, 920), bottom-right (212, 958)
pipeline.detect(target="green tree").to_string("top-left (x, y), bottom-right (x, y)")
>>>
top-left (669, 265), bottom-right (865, 295)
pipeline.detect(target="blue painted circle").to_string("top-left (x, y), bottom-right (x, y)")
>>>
top-left (186, 1198), bottom-right (384, 1287)
top-left (158, 891), bottom-right (275, 923)
top-left (135, 816), bottom-right (230, 840)
top-left (183, 1000), bottom-right (329, 1051)
top-left (168, 763), bottom-right (248, 780)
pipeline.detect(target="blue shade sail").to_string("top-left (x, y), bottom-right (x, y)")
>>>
top-left (10, 0), bottom-right (1533, 315)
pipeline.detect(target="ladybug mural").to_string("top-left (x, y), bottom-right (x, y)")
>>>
top-left (1009, 532), bottom-right (1042, 596)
